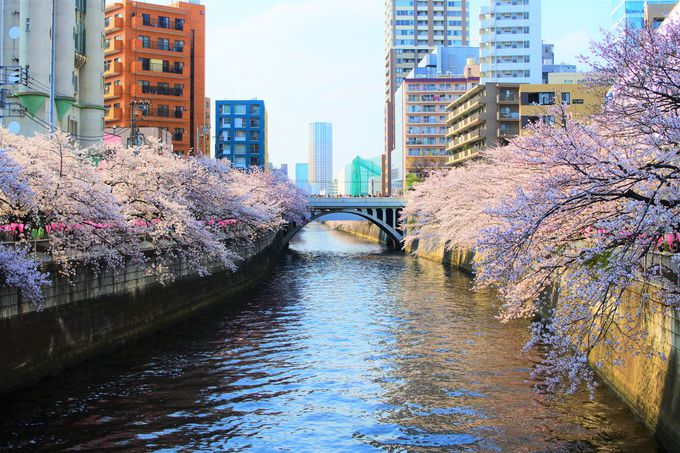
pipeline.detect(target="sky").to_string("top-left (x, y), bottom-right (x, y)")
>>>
top-left (159, 0), bottom-right (613, 180)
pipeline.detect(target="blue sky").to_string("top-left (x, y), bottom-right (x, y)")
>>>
top-left (160, 0), bottom-right (613, 179)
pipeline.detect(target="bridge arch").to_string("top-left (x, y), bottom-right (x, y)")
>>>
top-left (283, 198), bottom-right (406, 249)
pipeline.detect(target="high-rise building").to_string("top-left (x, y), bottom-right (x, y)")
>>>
top-left (215, 100), bottom-right (267, 170)
top-left (295, 163), bottom-right (310, 194)
top-left (612, 0), bottom-right (678, 29)
top-left (0, 0), bottom-right (104, 147)
top-left (308, 122), bottom-right (333, 195)
top-left (383, 0), bottom-right (471, 194)
top-left (479, 0), bottom-right (542, 84)
top-left (103, 0), bottom-right (206, 155)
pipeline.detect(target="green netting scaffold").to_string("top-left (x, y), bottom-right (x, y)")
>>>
top-left (350, 156), bottom-right (382, 196)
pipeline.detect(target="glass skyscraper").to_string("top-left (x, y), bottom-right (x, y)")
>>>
top-left (611, 0), bottom-right (678, 29)
top-left (308, 122), bottom-right (333, 195)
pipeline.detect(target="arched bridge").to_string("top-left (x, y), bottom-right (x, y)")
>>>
top-left (284, 197), bottom-right (406, 247)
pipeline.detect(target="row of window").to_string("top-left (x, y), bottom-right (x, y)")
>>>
top-left (137, 57), bottom-right (184, 74)
top-left (220, 117), bottom-right (261, 128)
top-left (218, 143), bottom-right (262, 154)
top-left (137, 14), bottom-right (184, 30)
top-left (218, 104), bottom-right (262, 115)
top-left (220, 130), bottom-right (262, 141)
top-left (138, 36), bottom-right (185, 52)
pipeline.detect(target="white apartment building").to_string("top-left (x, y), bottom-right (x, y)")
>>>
top-left (308, 122), bottom-right (333, 195)
top-left (0, 0), bottom-right (105, 147)
top-left (479, 0), bottom-right (542, 84)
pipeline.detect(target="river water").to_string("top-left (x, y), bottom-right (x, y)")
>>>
top-left (0, 223), bottom-right (658, 451)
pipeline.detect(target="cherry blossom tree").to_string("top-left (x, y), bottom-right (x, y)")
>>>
top-left (0, 129), bottom-right (140, 276)
top-left (0, 130), bottom-right (306, 304)
top-left (404, 19), bottom-right (680, 394)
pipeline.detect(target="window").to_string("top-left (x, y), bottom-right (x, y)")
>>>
top-left (527, 92), bottom-right (555, 105)
top-left (250, 156), bottom-right (261, 167)
top-left (250, 131), bottom-right (260, 141)
top-left (175, 18), bottom-right (184, 30)
top-left (174, 40), bottom-right (184, 52)
top-left (139, 35), bottom-right (150, 48)
top-left (249, 118), bottom-right (260, 128)
top-left (173, 61), bottom-right (183, 74)
top-left (142, 14), bottom-right (151, 26)
top-left (174, 106), bottom-right (183, 118)
top-left (220, 117), bottom-right (231, 127)
top-left (234, 104), bottom-right (246, 115)
top-left (249, 104), bottom-right (261, 115)
top-left (173, 128), bottom-right (184, 141)
top-left (234, 117), bottom-right (245, 128)
top-left (157, 104), bottom-right (169, 117)
top-left (157, 38), bottom-right (169, 50)
top-left (249, 144), bottom-right (260, 153)
top-left (138, 57), bottom-right (150, 70)
top-left (220, 105), bottom-right (230, 115)
top-left (561, 92), bottom-right (571, 105)
top-left (234, 156), bottom-right (246, 168)
top-left (234, 144), bottom-right (246, 155)
top-left (235, 130), bottom-right (246, 141)
top-left (158, 16), bottom-right (169, 28)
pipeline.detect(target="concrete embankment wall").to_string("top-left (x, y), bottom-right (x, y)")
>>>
top-left (0, 232), bottom-right (286, 394)
top-left (327, 220), bottom-right (680, 452)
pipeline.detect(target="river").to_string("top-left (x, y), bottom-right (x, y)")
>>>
top-left (0, 223), bottom-right (657, 451)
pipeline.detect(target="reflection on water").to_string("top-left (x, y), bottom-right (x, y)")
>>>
top-left (0, 223), bottom-right (657, 451)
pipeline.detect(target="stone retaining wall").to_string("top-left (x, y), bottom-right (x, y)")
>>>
top-left (0, 231), bottom-right (286, 394)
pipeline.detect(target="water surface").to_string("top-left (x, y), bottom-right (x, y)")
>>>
top-left (0, 223), bottom-right (657, 451)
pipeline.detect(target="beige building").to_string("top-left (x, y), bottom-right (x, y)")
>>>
top-left (518, 84), bottom-right (604, 133)
top-left (446, 83), bottom-right (520, 165)
top-left (446, 82), bottom-right (604, 165)
top-left (0, 0), bottom-right (105, 147)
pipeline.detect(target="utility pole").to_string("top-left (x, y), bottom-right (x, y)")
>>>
top-left (129, 99), bottom-right (150, 147)
top-left (49, 0), bottom-right (56, 134)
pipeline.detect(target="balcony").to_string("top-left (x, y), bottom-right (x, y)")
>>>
top-left (131, 16), bottom-right (186, 35)
top-left (448, 129), bottom-right (482, 150)
top-left (104, 16), bottom-right (123, 33)
top-left (104, 39), bottom-right (123, 56)
top-left (132, 61), bottom-right (185, 79)
top-left (104, 61), bottom-right (123, 77)
top-left (131, 84), bottom-right (184, 98)
top-left (498, 126), bottom-right (519, 138)
top-left (446, 112), bottom-right (482, 137)
top-left (497, 111), bottom-right (519, 121)
top-left (497, 92), bottom-right (519, 103)
top-left (447, 97), bottom-right (481, 123)
top-left (131, 39), bottom-right (186, 54)
top-left (104, 108), bottom-right (122, 122)
top-left (104, 84), bottom-right (123, 100)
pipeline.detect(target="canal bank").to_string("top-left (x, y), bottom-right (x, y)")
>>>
top-left (0, 231), bottom-right (288, 394)
top-left (327, 220), bottom-right (680, 452)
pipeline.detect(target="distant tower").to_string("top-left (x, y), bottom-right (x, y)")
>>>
top-left (308, 122), bottom-right (333, 195)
